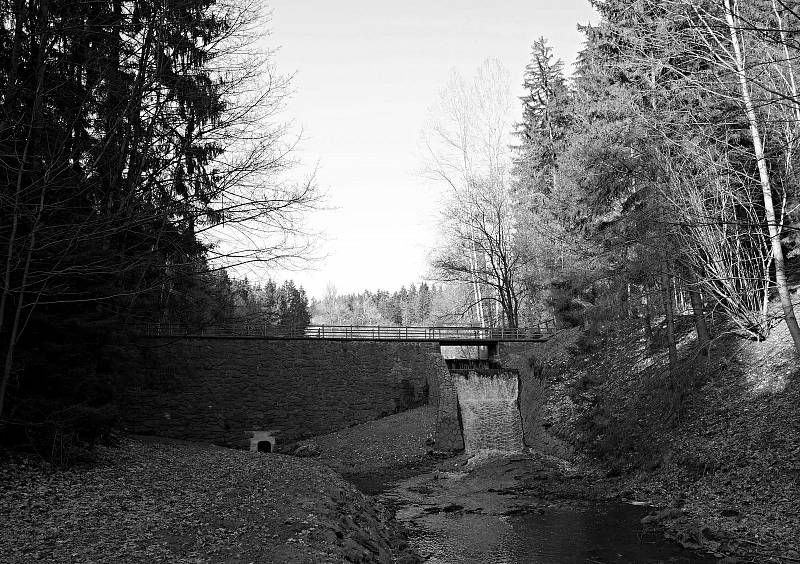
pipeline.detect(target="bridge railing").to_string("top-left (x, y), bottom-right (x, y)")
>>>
top-left (137, 321), bottom-right (558, 341)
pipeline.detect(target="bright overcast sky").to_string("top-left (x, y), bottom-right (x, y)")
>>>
top-left (257, 0), bottom-right (598, 298)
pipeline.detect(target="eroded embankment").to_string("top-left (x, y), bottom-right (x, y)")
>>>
top-left (0, 438), bottom-right (418, 563)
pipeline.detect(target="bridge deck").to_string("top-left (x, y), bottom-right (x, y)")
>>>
top-left (139, 323), bottom-right (557, 343)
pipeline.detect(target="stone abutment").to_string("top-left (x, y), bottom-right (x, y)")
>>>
top-left (116, 337), bottom-right (441, 449)
top-left (115, 337), bottom-right (544, 453)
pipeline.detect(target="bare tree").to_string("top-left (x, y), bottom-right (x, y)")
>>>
top-left (721, 0), bottom-right (800, 352)
top-left (432, 178), bottom-right (530, 327)
top-left (664, 149), bottom-right (774, 339)
top-left (660, 0), bottom-right (800, 353)
top-left (422, 60), bottom-right (525, 326)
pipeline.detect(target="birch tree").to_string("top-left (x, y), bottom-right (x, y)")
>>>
top-left (423, 60), bottom-right (521, 326)
top-left (678, 0), bottom-right (800, 353)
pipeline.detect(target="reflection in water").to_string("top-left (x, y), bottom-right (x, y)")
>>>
top-left (408, 504), bottom-right (716, 563)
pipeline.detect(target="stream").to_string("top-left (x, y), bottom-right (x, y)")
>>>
top-left (396, 501), bottom-right (716, 563)
top-left (377, 456), bottom-right (717, 564)
top-left (374, 373), bottom-right (716, 562)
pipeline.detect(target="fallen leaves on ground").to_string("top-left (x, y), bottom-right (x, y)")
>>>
top-left (0, 438), bottom-right (415, 563)
top-left (294, 405), bottom-right (440, 494)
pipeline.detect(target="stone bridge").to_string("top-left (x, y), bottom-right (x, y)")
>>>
top-left (116, 325), bottom-right (555, 453)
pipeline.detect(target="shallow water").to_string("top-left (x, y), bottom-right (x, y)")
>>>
top-left (403, 503), bottom-right (716, 564)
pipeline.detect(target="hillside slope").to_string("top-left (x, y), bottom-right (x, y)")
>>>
top-left (529, 316), bottom-right (800, 561)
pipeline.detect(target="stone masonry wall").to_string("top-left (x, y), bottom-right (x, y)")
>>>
top-left (500, 341), bottom-right (574, 458)
top-left (116, 337), bottom-right (441, 449)
top-left (500, 342), bottom-right (543, 446)
top-left (432, 354), bottom-right (464, 451)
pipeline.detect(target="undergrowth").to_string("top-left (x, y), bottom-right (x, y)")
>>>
top-left (543, 315), bottom-right (735, 471)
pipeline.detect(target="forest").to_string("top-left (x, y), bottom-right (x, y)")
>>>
top-left (428, 0), bottom-right (800, 359)
top-left (0, 0), bottom-right (315, 446)
top-left (2, 0), bottom-right (800, 455)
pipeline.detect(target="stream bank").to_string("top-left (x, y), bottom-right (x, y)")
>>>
top-left (530, 320), bottom-right (800, 563)
top-left (0, 437), bottom-right (419, 563)
top-left (300, 395), bottom-right (794, 563)
top-left (297, 407), bottom-right (721, 562)
top-left (383, 452), bottom-right (718, 563)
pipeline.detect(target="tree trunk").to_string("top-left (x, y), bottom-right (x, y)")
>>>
top-left (1, 0), bottom-right (49, 419)
top-left (663, 272), bottom-right (678, 370)
top-left (468, 236), bottom-right (484, 327)
top-left (725, 0), bottom-right (800, 356)
top-left (689, 286), bottom-right (711, 356)
top-left (0, 224), bottom-right (35, 418)
top-left (662, 270), bottom-right (680, 421)
top-left (642, 292), bottom-right (654, 348)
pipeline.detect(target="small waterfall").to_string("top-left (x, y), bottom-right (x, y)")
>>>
top-left (452, 370), bottom-right (524, 453)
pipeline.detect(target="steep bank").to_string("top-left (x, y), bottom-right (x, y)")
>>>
top-left (0, 438), bottom-right (418, 563)
top-left (525, 317), bottom-right (800, 561)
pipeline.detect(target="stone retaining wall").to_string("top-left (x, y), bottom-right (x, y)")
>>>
top-left (432, 355), bottom-right (464, 451)
top-left (501, 341), bottom-right (574, 457)
top-left (116, 337), bottom-right (441, 449)
top-left (500, 342), bottom-right (542, 446)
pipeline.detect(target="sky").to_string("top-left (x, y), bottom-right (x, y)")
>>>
top-left (252, 0), bottom-right (598, 299)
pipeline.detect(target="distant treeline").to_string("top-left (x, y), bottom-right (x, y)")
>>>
top-left (160, 271), bottom-right (311, 330)
top-left (312, 283), bottom-right (474, 327)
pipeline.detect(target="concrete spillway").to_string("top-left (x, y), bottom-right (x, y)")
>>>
top-left (452, 370), bottom-right (524, 454)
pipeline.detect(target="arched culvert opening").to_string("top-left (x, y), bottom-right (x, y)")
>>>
top-left (249, 430), bottom-right (277, 453)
